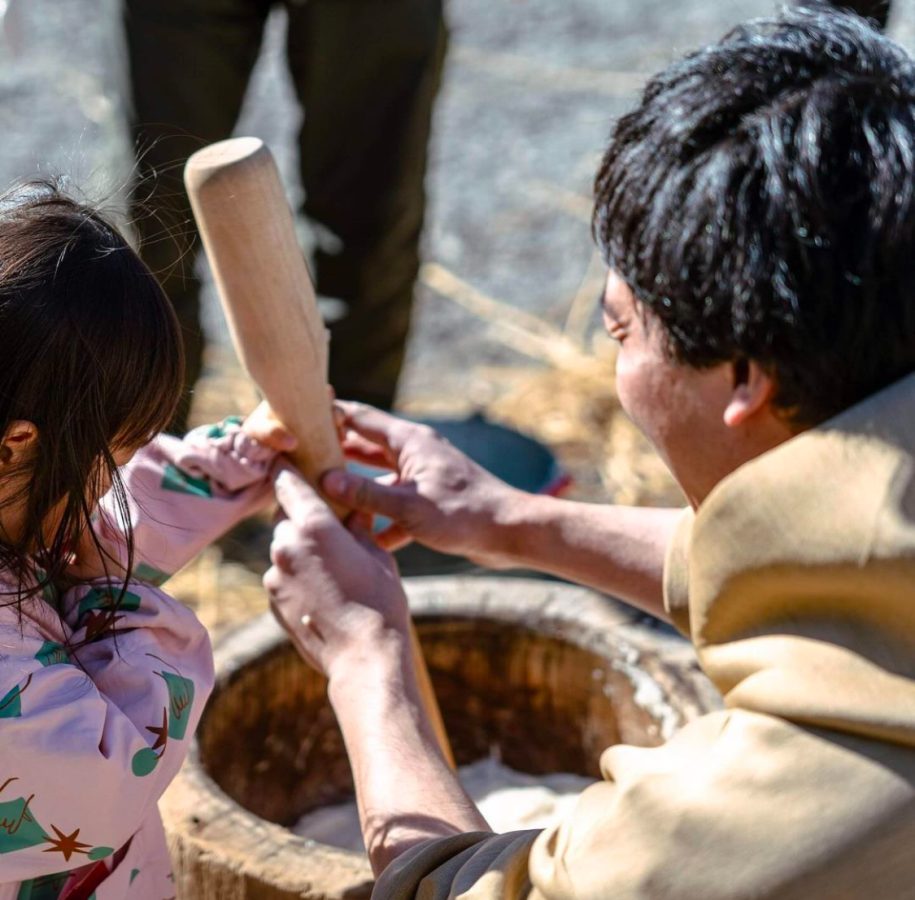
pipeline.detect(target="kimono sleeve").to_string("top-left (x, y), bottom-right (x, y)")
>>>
top-left (93, 416), bottom-right (278, 585)
top-left (0, 582), bottom-right (213, 882)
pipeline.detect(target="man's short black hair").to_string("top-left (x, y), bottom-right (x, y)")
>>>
top-left (594, 7), bottom-right (915, 426)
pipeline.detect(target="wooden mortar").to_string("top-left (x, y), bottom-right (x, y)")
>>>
top-left (162, 577), bottom-right (720, 899)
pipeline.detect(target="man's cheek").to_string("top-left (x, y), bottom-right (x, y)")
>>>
top-left (615, 356), bottom-right (647, 426)
top-left (616, 358), bottom-right (671, 455)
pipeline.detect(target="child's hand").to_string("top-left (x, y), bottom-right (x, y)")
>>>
top-left (242, 401), bottom-right (298, 453)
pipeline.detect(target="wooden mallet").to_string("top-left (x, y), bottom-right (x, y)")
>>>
top-left (185, 136), bottom-right (455, 770)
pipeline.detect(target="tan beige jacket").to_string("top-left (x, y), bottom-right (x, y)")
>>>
top-left (374, 374), bottom-right (915, 899)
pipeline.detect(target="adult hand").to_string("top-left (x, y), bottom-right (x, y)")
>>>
top-left (263, 463), bottom-right (410, 678)
top-left (321, 402), bottom-right (524, 568)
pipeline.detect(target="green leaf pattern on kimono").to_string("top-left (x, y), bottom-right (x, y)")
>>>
top-left (34, 643), bottom-right (69, 668)
top-left (0, 675), bottom-right (32, 720)
top-left (205, 415), bottom-right (243, 440)
top-left (131, 665), bottom-right (196, 777)
top-left (133, 563), bottom-right (170, 587)
top-left (15, 870), bottom-right (68, 899)
top-left (0, 789), bottom-right (48, 855)
top-left (76, 589), bottom-right (142, 625)
top-left (160, 464), bottom-right (213, 499)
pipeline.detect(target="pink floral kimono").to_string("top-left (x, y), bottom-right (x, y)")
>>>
top-left (0, 419), bottom-right (277, 899)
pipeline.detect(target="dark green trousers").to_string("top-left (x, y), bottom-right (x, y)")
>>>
top-left (124, 0), bottom-right (446, 429)
top-left (826, 0), bottom-right (890, 28)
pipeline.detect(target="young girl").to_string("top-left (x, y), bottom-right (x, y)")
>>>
top-left (0, 181), bottom-right (294, 899)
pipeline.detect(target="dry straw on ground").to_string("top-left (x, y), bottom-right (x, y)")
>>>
top-left (410, 262), bottom-right (683, 509)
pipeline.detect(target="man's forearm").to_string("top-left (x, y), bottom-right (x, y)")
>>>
top-left (328, 497), bottom-right (684, 876)
top-left (492, 494), bottom-right (684, 620)
top-left (328, 632), bottom-right (490, 875)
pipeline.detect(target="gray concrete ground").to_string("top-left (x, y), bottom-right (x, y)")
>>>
top-left (1, 0), bottom-right (913, 409)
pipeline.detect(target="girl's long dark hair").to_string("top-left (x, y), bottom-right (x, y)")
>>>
top-left (0, 179), bottom-right (184, 619)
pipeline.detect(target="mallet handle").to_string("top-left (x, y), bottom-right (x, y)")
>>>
top-left (185, 138), bottom-right (455, 770)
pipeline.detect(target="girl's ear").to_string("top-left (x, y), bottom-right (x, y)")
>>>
top-left (722, 360), bottom-right (777, 428)
top-left (0, 421), bottom-right (39, 466)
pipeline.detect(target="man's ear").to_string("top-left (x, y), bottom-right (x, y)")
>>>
top-left (722, 360), bottom-right (776, 428)
top-left (0, 421), bottom-right (39, 466)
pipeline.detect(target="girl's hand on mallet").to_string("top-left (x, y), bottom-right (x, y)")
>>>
top-left (264, 463), bottom-right (409, 678)
top-left (242, 400), bottom-right (298, 454)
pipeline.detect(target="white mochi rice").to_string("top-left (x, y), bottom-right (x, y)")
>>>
top-left (293, 756), bottom-right (595, 852)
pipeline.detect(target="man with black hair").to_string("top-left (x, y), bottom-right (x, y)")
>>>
top-left (265, 8), bottom-right (915, 898)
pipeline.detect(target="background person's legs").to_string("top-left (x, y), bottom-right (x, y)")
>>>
top-left (286, 0), bottom-right (447, 409)
top-left (822, 0), bottom-right (890, 29)
top-left (124, 0), bottom-right (271, 431)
